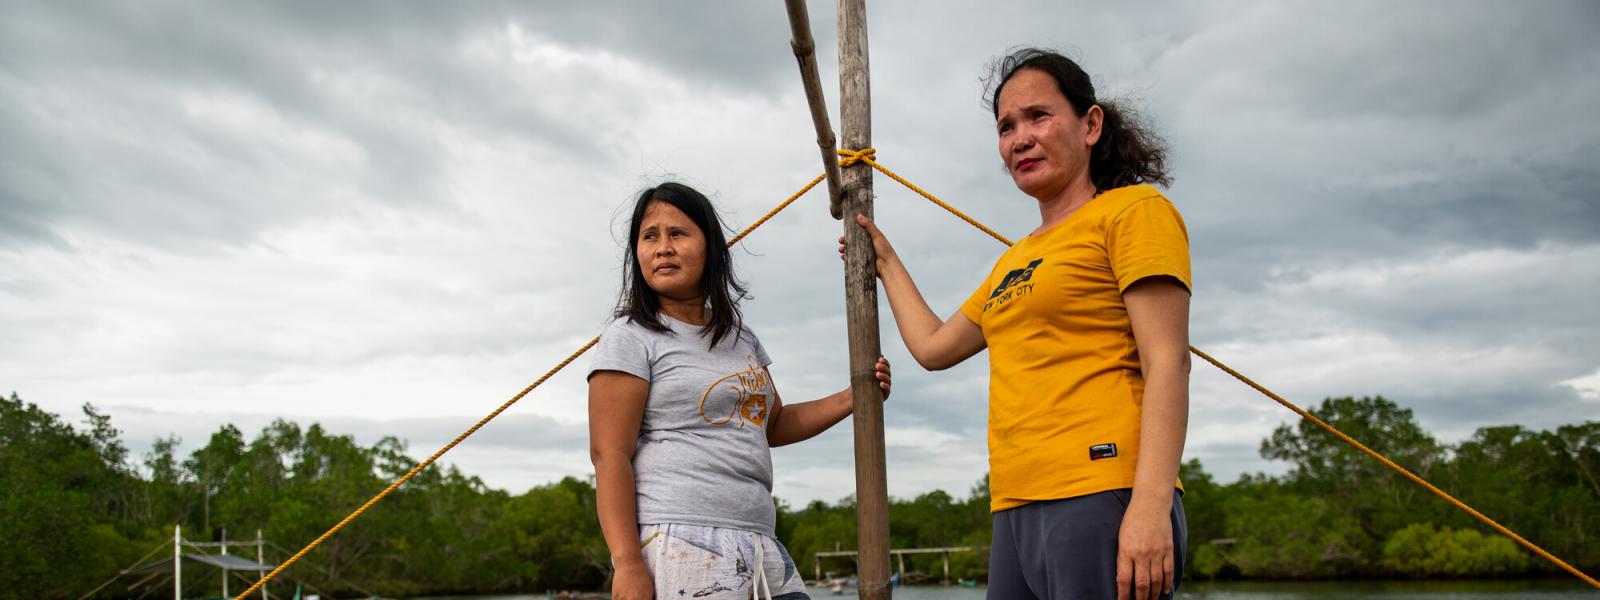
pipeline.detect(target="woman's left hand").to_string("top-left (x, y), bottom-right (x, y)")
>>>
top-left (874, 356), bottom-right (892, 400)
top-left (1116, 498), bottom-right (1174, 600)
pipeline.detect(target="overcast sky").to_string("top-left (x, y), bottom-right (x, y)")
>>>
top-left (4, 1), bottom-right (1598, 505)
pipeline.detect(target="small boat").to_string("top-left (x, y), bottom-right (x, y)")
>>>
top-left (823, 576), bottom-right (856, 595)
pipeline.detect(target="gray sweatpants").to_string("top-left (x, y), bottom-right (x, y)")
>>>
top-left (988, 489), bottom-right (1187, 600)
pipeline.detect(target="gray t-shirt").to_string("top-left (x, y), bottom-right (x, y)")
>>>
top-left (588, 314), bottom-right (777, 536)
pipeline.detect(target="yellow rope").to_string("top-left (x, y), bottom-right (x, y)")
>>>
top-left (838, 148), bottom-right (1013, 246)
top-left (233, 174), bottom-right (825, 600)
top-left (845, 148), bottom-right (1600, 589)
top-left (1188, 346), bottom-right (1600, 588)
top-left (732, 173), bottom-right (826, 245)
top-left (235, 336), bottom-right (599, 600)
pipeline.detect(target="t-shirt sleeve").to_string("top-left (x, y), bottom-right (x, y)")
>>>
top-left (1107, 195), bottom-right (1192, 293)
top-left (588, 320), bottom-right (652, 382)
top-left (747, 326), bottom-right (773, 368)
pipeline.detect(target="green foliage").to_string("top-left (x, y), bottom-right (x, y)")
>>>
top-left (1179, 397), bottom-right (1594, 580)
top-left (1437, 422), bottom-right (1600, 573)
top-left (1192, 544), bottom-right (1229, 578)
top-left (1261, 395), bottom-right (1443, 557)
top-left (6, 391), bottom-right (1597, 597)
top-left (1178, 459), bottom-right (1227, 574)
top-left (1224, 488), bottom-right (1364, 578)
top-left (783, 480), bottom-right (992, 583)
top-left (0, 395), bottom-right (143, 600)
top-left (500, 476), bottom-right (610, 590)
top-left (784, 496), bottom-right (860, 579)
top-left (1382, 523), bottom-right (1529, 576)
top-left (0, 395), bottom-right (614, 599)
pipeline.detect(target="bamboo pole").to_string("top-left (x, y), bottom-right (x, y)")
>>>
top-left (783, 0), bottom-right (845, 219)
top-left (836, 0), bottom-right (890, 598)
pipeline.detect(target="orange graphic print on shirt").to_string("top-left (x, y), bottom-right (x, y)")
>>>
top-left (699, 356), bottom-right (773, 428)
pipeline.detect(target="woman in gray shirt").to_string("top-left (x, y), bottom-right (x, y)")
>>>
top-left (588, 182), bottom-right (890, 600)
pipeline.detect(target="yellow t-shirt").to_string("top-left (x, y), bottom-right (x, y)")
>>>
top-left (960, 184), bottom-right (1191, 512)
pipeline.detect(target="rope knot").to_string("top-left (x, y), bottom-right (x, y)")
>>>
top-left (837, 147), bottom-right (876, 167)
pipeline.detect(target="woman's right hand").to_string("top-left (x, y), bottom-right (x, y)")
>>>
top-left (611, 559), bottom-right (654, 600)
top-left (838, 214), bottom-right (900, 277)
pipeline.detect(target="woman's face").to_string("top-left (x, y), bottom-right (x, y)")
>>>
top-left (995, 68), bottom-right (1101, 200)
top-left (635, 201), bottom-right (708, 301)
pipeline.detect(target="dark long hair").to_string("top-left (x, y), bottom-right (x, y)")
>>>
top-left (984, 47), bottom-right (1171, 191)
top-left (614, 182), bottom-right (748, 349)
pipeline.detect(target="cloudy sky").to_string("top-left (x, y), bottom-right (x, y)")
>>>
top-left (4, 1), bottom-right (1597, 505)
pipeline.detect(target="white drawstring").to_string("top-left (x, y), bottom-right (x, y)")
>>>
top-left (750, 538), bottom-right (773, 600)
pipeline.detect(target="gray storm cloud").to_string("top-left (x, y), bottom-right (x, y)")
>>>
top-left (3, 1), bottom-right (1596, 502)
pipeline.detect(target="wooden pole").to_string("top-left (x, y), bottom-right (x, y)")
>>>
top-left (836, 0), bottom-right (890, 598)
top-left (783, 0), bottom-right (845, 219)
top-left (257, 529), bottom-right (267, 600)
top-left (174, 525), bottom-right (182, 600)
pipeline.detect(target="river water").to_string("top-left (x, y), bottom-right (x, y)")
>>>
top-left (414, 578), bottom-right (1595, 599)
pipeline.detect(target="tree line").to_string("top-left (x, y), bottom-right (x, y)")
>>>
top-left (2, 391), bottom-right (1596, 599)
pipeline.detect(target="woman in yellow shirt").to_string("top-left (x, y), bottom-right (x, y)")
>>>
top-left (847, 48), bottom-right (1190, 600)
